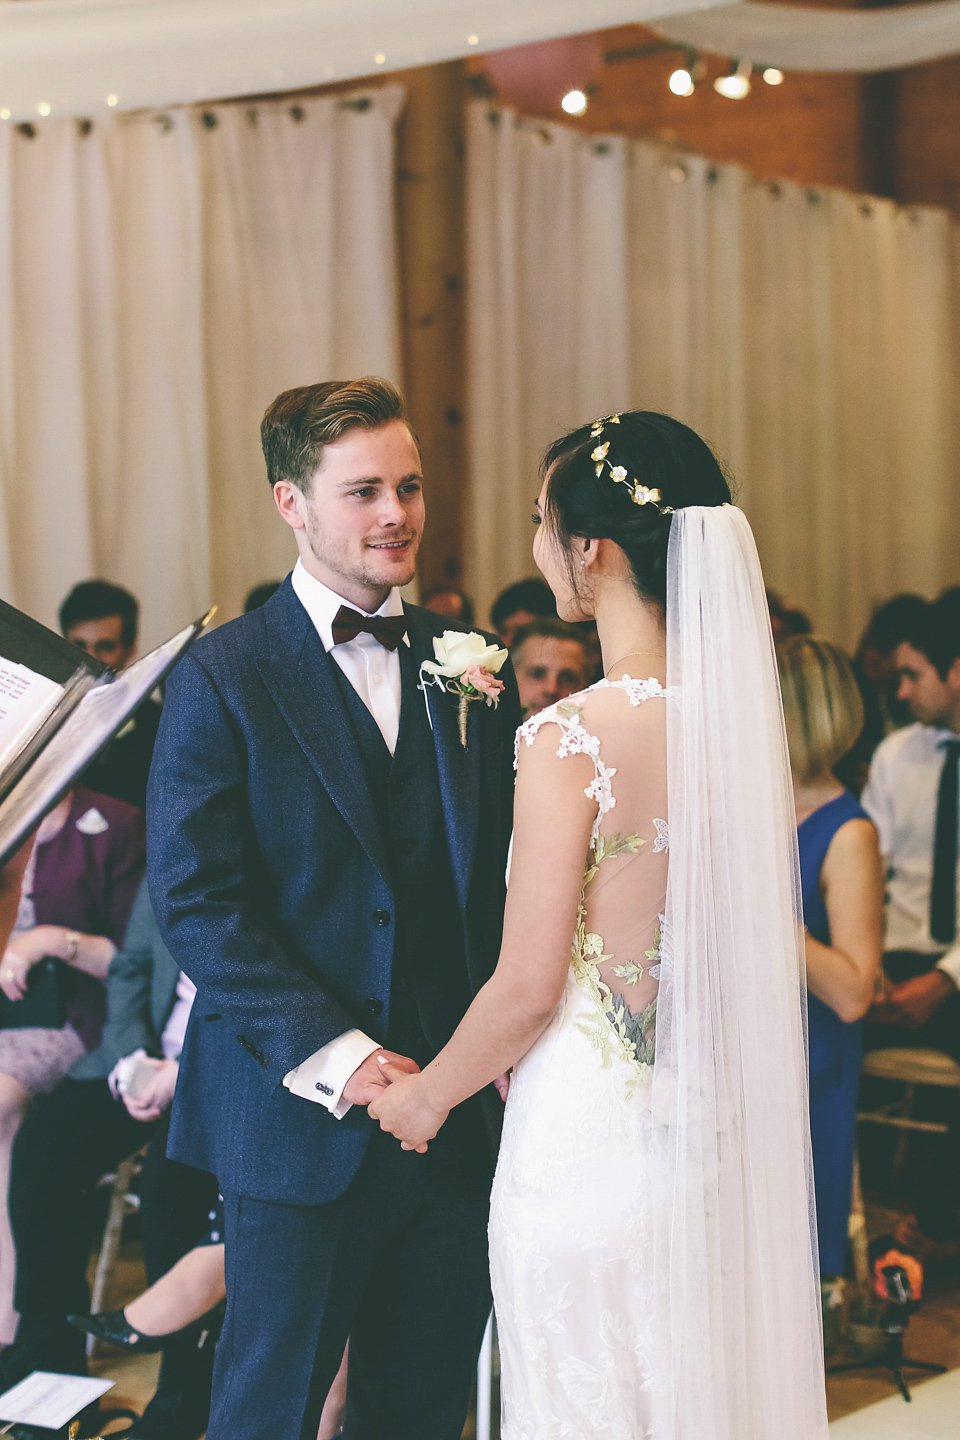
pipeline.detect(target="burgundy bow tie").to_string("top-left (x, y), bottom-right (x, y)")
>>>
top-left (331, 605), bottom-right (407, 652)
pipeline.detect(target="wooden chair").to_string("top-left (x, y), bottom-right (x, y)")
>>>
top-left (86, 1150), bottom-right (145, 1357)
top-left (858, 1047), bottom-right (960, 1187)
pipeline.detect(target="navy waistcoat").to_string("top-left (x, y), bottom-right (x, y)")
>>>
top-left (330, 645), bottom-right (492, 1191)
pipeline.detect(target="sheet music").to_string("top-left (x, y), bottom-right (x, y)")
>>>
top-left (0, 660), bottom-right (63, 775)
top-left (0, 1371), bottom-right (113, 1428)
top-left (0, 619), bottom-right (199, 864)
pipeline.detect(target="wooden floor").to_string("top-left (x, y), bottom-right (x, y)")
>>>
top-left (86, 1209), bottom-right (960, 1438)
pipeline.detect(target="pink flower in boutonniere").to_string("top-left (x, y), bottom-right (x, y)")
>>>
top-left (420, 631), bottom-right (509, 746)
top-left (461, 664), bottom-right (505, 704)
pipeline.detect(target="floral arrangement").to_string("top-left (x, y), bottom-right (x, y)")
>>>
top-left (420, 631), bottom-right (509, 746)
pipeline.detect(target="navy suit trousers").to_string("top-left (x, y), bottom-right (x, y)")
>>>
top-left (209, 1130), bottom-right (492, 1440)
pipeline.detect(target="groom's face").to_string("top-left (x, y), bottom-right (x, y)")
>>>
top-left (279, 420), bottom-right (425, 608)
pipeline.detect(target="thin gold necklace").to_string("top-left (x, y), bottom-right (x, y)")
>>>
top-left (604, 650), bottom-right (665, 679)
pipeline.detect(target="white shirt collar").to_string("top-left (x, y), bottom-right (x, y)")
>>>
top-left (290, 559), bottom-right (405, 652)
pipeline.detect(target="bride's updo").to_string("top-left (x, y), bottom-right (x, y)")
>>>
top-left (542, 411), bottom-right (731, 607)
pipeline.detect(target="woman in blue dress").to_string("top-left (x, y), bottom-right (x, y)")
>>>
top-left (779, 636), bottom-right (885, 1282)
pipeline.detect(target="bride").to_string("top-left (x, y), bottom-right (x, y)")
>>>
top-left (370, 410), bottom-right (829, 1439)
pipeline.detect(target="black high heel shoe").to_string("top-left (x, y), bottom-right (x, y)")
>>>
top-left (67, 1302), bottom-right (223, 1354)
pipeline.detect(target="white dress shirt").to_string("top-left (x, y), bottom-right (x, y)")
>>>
top-left (282, 560), bottom-right (407, 1117)
top-left (861, 722), bottom-right (960, 987)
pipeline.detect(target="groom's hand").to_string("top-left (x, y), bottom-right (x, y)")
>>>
top-left (342, 1050), bottom-right (419, 1107)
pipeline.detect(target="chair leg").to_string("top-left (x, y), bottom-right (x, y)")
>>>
top-left (850, 1148), bottom-right (870, 1290)
top-left (890, 1084), bottom-right (916, 1187)
top-left (87, 1156), bottom-right (138, 1357)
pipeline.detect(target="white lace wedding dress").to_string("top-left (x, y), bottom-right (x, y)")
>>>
top-left (489, 674), bottom-right (669, 1440)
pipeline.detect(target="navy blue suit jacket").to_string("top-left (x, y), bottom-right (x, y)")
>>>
top-left (147, 578), bottom-right (519, 1206)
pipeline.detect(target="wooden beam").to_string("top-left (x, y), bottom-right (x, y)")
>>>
top-left (396, 61), bottom-right (468, 593)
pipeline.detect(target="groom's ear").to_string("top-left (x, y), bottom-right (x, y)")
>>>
top-left (273, 479), bottom-right (308, 532)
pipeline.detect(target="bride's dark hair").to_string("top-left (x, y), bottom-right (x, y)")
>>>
top-left (542, 411), bottom-right (732, 607)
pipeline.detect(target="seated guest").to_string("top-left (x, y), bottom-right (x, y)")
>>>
top-left (243, 581), bottom-right (282, 613)
top-left (767, 589), bottom-right (813, 646)
top-left (779, 637), bottom-right (884, 1288)
top-left (856, 593), bottom-right (927, 735)
top-left (422, 585), bottom-right (475, 626)
top-left (863, 590), bottom-right (960, 1256)
top-left (510, 618), bottom-right (589, 718)
top-left (60, 580), bottom-right (162, 810)
top-left (0, 784), bottom-right (144, 1343)
top-left (491, 576), bottom-right (556, 649)
top-left (1, 878), bottom-right (219, 1440)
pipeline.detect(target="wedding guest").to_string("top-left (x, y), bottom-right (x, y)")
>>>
top-left (422, 585), bottom-right (475, 626)
top-left (767, 589), bottom-right (813, 645)
top-left (0, 784), bottom-right (144, 1344)
top-left (779, 637), bottom-right (884, 1287)
top-left (491, 576), bottom-right (556, 649)
top-left (856, 593), bottom-right (926, 734)
top-left (0, 879), bottom-right (219, 1440)
top-left (60, 580), bottom-right (162, 811)
top-left (244, 581), bottom-right (282, 613)
top-left (510, 618), bottom-right (588, 718)
top-left (863, 590), bottom-right (960, 1256)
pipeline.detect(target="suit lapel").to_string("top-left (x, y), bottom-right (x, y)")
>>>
top-left (256, 584), bottom-right (391, 884)
top-left (404, 605), bottom-right (481, 916)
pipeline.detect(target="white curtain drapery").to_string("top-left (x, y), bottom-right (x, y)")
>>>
top-left (0, 86), bottom-right (403, 646)
top-left (465, 103), bottom-right (960, 646)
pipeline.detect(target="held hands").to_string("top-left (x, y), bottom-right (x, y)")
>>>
top-left (341, 1049), bottom-right (421, 1108)
top-left (869, 970), bottom-right (956, 1030)
top-left (367, 1060), bottom-right (449, 1154)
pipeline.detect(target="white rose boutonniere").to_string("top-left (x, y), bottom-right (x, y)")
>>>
top-left (420, 631), bottom-right (509, 746)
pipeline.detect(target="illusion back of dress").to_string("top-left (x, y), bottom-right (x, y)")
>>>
top-left (518, 677), bottom-right (669, 1078)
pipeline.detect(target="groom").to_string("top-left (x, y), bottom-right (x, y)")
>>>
top-left (146, 378), bottom-right (519, 1439)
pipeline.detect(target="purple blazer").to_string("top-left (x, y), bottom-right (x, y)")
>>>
top-left (31, 784), bottom-right (146, 1050)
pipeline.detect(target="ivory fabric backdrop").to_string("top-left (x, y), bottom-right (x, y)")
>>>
top-left (0, 86), bottom-right (403, 648)
top-left (465, 102), bottom-right (960, 647)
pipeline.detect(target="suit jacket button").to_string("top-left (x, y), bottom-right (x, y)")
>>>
top-left (365, 998), bottom-right (383, 1017)
top-left (373, 910), bottom-right (391, 927)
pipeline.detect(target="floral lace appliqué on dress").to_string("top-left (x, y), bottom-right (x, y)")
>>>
top-left (516, 681), bottom-right (668, 1088)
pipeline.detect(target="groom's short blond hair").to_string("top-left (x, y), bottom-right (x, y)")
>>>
top-left (261, 377), bottom-right (416, 492)
top-left (778, 635), bottom-right (864, 784)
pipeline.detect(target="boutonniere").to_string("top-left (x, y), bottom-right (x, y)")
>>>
top-left (420, 631), bottom-right (509, 747)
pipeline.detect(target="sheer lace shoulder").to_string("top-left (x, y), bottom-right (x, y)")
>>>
top-left (515, 678), bottom-right (669, 1087)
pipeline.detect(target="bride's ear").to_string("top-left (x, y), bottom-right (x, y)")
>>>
top-left (580, 537), bottom-right (601, 571)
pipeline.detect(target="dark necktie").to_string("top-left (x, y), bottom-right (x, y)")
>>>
top-left (330, 605), bottom-right (407, 652)
top-left (930, 738), bottom-right (960, 945)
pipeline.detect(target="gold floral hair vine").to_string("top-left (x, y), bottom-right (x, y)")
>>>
top-left (589, 415), bottom-right (674, 515)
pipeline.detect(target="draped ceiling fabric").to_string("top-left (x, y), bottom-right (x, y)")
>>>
top-left (655, 0), bottom-right (960, 72)
top-left (0, 86), bottom-right (403, 646)
top-left (465, 104), bottom-right (960, 646)
top-left (0, 0), bottom-right (727, 123)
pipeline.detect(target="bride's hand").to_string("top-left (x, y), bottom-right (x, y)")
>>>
top-left (367, 1060), bottom-right (448, 1153)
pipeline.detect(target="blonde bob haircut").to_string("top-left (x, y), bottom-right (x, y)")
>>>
top-left (778, 635), bottom-right (864, 783)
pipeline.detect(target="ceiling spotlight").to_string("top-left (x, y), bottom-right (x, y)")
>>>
top-left (561, 89), bottom-right (588, 116)
top-left (714, 60), bottom-right (751, 100)
top-left (0, 109), bottom-right (9, 121)
top-left (37, 102), bottom-right (51, 117)
top-left (106, 93), bottom-right (119, 107)
top-left (668, 68), bottom-right (695, 97)
top-left (467, 34), bottom-right (479, 46)
top-left (762, 67), bottom-right (784, 86)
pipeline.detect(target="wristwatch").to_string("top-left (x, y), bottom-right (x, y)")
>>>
top-left (62, 929), bottom-right (80, 964)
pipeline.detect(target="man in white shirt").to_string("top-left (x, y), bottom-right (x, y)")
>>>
top-left (863, 589), bottom-right (960, 1246)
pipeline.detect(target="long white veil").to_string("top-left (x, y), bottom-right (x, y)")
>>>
top-left (652, 505), bottom-right (829, 1438)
